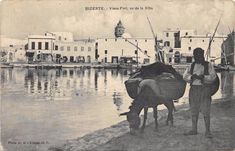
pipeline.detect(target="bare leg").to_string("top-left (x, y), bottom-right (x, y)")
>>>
top-left (165, 100), bottom-right (174, 126)
top-left (184, 114), bottom-right (198, 136)
top-left (153, 106), bottom-right (158, 131)
top-left (141, 107), bottom-right (148, 133)
top-left (204, 116), bottom-right (212, 138)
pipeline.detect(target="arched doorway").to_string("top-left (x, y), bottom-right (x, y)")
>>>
top-left (63, 56), bottom-right (68, 63)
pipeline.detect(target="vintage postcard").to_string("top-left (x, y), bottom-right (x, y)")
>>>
top-left (0, 0), bottom-right (235, 151)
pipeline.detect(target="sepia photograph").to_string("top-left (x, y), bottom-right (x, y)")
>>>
top-left (0, 0), bottom-right (235, 151)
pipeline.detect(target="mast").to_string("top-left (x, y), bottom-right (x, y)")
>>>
top-left (147, 17), bottom-right (164, 63)
top-left (205, 16), bottom-right (221, 61)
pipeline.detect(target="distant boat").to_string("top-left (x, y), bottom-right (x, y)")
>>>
top-left (0, 62), bottom-right (13, 68)
top-left (214, 64), bottom-right (229, 72)
top-left (214, 64), bottom-right (235, 72)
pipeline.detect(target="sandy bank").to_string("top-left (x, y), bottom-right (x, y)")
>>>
top-left (49, 96), bottom-right (235, 151)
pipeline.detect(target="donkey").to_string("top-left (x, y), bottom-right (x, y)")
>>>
top-left (120, 85), bottom-right (175, 135)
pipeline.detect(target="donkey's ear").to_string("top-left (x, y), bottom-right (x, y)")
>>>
top-left (119, 112), bottom-right (129, 116)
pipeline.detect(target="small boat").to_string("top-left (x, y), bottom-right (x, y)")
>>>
top-left (0, 62), bottom-right (13, 68)
top-left (214, 64), bottom-right (230, 72)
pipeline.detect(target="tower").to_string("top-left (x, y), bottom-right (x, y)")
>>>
top-left (114, 20), bottom-right (125, 38)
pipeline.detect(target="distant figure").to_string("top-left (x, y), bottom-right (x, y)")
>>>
top-left (183, 48), bottom-right (216, 138)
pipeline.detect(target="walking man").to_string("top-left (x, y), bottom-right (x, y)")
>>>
top-left (183, 48), bottom-right (216, 138)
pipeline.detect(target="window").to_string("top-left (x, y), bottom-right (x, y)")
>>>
top-left (202, 40), bottom-right (204, 42)
top-left (60, 46), bottom-right (64, 51)
top-left (190, 39), bottom-right (192, 42)
top-left (88, 47), bottom-right (91, 51)
top-left (65, 38), bottom-right (67, 41)
top-left (166, 32), bottom-right (169, 37)
top-left (67, 46), bottom-right (70, 51)
top-left (81, 46), bottom-right (84, 51)
top-left (135, 39), bottom-right (137, 42)
top-left (38, 42), bottom-right (42, 50)
top-left (145, 39), bottom-right (147, 42)
top-left (74, 46), bottom-right (77, 51)
top-left (59, 36), bottom-right (61, 41)
top-left (164, 41), bottom-right (170, 46)
top-left (55, 45), bottom-right (58, 50)
top-left (31, 42), bottom-right (35, 50)
top-left (144, 50), bottom-right (148, 54)
top-left (115, 39), bottom-right (117, 42)
top-left (105, 50), bottom-right (108, 54)
top-left (188, 47), bottom-right (191, 51)
top-left (185, 32), bottom-right (188, 36)
top-left (169, 58), bottom-right (172, 63)
top-left (105, 39), bottom-right (107, 41)
top-left (45, 42), bottom-right (49, 50)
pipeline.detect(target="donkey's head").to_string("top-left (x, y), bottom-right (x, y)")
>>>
top-left (120, 111), bottom-right (141, 135)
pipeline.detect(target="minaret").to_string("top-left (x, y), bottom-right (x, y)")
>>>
top-left (114, 20), bottom-right (125, 38)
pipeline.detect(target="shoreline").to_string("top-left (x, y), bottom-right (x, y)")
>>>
top-left (48, 96), bottom-right (235, 151)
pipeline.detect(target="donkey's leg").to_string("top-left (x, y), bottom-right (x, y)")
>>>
top-left (164, 100), bottom-right (174, 126)
top-left (153, 106), bottom-right (158, 131)
top-left (140, 107), bottom-right (148, 133)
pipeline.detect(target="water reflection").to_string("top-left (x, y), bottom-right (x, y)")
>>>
top-left (112, 92), bottom-right (123, 111)
top-left (221, 72), bottom-right (234, 98)
top-left (0, 68), bottom-right (234, 151)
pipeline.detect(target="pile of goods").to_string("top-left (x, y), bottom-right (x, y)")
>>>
top-left (125, 62), bottom-right (186, 100)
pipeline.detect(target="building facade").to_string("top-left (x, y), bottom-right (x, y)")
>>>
top-left (222, 31), bottom-right (235, 65)
top-left (26, 32), bottom-right (96, 63)
top-left (0, 45), bottom-right (26, 62)
top-left (96, 21), bottom-right (156, 64)
top-left (181, 34), bottom-right (227, 64)
top-left (96, 38), bottom-right (155, 64)
top-left (161, 28), bottom-right (227, 64)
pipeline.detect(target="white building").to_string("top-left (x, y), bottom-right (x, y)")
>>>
top-left (161, 28), bottom-right (227, 64)
top-left (96, 38), bottom-right (155, 64)
top-left (181, 34), bottom-right (227, 64)
top-left (96, 21), bottom-right (156, 64)
top-left (26, 32), bottom-right (96, 63)
top-left (0, 45), bottom-right (26, 62)
top-left (54, 39), bottom-right (95, 63)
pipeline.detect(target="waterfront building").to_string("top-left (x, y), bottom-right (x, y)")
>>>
top-left (96, 38), bottom-right (155, 64)
top-left (0, 37), bottom-right (27, 63)
top-left (161, 28), bottom-right (227, 64)
top-left (0, 45), bottom-right (26, 63)
top-left (27, 34), bottom-right (56, 63)
top-left (181, 33), bottom-right (227, 64)
top-left (26, 32), bottom-right (96, 63)
top-left (222, 31), bottom-right (235, 65)
top-left (96, 21), bottom-right (156, 64)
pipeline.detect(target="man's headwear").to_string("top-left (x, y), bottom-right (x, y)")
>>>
top-left (193, 48), bottom-right (204, 57)
top-left (193, 48), bottom-right (205, 63)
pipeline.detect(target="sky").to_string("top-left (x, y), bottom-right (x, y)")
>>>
top-left (0, 0), bottom-right (235, 39)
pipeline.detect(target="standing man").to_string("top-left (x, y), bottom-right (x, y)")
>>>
top-left (183, 48), bottom-right (216, 138)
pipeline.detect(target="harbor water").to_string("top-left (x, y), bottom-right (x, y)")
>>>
top-left (1, 68), bottom-right (234, 151)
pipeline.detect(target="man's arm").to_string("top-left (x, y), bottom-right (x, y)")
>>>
top-left (204, 62), bottom-right (216, 84)
top-left (183, 66), bottom-right (192, 83)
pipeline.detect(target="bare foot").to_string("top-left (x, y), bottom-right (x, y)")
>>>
top-left (205, 132), bottom-right (213, 138)
top-left (184, 130), bottom-right (198, 136)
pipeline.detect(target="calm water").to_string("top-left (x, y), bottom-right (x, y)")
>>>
top-left (1, 68), bottom-right (234, 151)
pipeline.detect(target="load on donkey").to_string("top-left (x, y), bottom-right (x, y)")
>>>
top-left (120, 62), bottom-right (187, 135)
